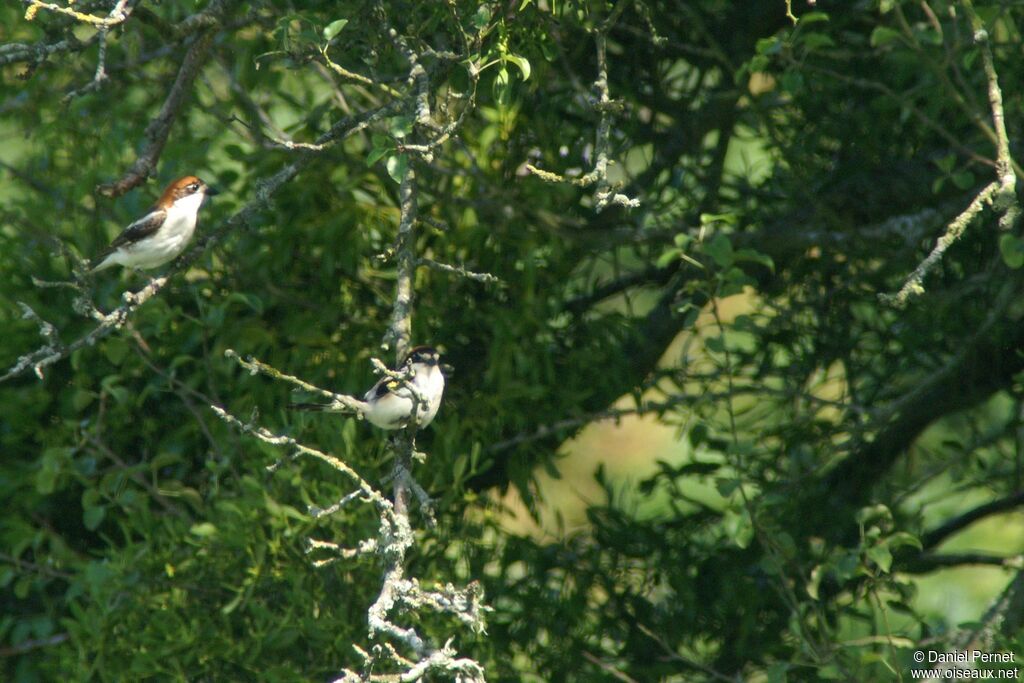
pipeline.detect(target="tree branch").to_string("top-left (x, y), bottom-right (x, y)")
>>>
top-left (922, 490), bottom-right (1024, 550)
top-left (526, 19), bottom-right (639, 211)
top-left (900, 552), bottom-right (1023, 573)
top-left (879, 181), bottom-right (999, 307)
top-left (225, 349), bottom-right (369, 415)
top-left (97, 23), bottom-right (219, 198)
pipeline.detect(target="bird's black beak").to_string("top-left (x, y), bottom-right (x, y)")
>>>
top-left (205, 186), bottom-right (221, 196)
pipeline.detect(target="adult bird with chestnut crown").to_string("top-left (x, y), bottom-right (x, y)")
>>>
top-left (90, 175), bottom-right (219, 272)
top-left (292, 346), bottom-right (447, 430)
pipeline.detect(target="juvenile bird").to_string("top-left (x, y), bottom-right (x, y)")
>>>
top-left (90, 175), bottom-right (219, 272)
top-left (293, 346), bottom-right (446, 430)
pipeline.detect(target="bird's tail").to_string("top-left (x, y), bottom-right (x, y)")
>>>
top-left (289, 401), bottom-right (354, 413)
top-left (290, 402), bottom-right (330, 411)
top-left (290, 396), bottom-right (370, 418)
top-left (89, 252), bottom-right (116, 273)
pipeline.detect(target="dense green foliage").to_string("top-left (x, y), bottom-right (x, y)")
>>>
top-left (3, 0), bottom-right (1024, 680)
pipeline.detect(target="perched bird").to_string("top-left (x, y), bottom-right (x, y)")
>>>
top-left (90, 175), bottom-right (219, 272)
top-left (293, 346), bottom-right (446, 430)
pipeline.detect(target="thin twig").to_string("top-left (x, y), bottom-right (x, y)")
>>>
top-left (97, 22), bottom-right (220, 197)
top-left (526, 21), bottom-right (639, 212)
top-left (960, 0), bottom-right (1020, 231)
top-left (417, 257), bottom-right (502, 284)
top-left (2, 279), bottom-right (165, 382)
top-left (0, 633), bottom-right (70, 657)
top-left (879, 181), bottom-right (999, 307)
top-left (209, 405), bottom-right (392, 512)
top-left (224, 349), bottom-right (368, 414)
top-left (922, 490), bottom-right (1024, 549)
top-left (24, 0), bottom-right (130, 27)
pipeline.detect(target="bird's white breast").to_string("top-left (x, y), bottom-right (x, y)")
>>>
top-left (120, 194), bottom-right (202, 269)
top-left (363, 365), bottom-right (445, 430)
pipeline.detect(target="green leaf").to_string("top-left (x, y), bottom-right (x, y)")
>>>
top-left (797, 11), bottom-right (829, 24)
top-left (367, 144), bottom-right (392, 167)
top-left (818, 664), bottom-right (845, 680)
top-left (934, 153), bottom-right (956, 173)
top-left (886, 531), bottom-right (923, 551)
top-left (807, 564), bottom-right (823, 600)
top-left (225, 292), bottom-right (264, 314)
top-left (72, 388), bottom-right (95, 412)
top-left (492, 66), bottom-right (511, 106)
top-left (734, 248), bottom-right (775, 272)
top-left (866, 544), bottom-right (893, 573)
top-left (472, 5), bottom-right (491, 29)
top-left (190, 522), bottom-right (218, 538)
top-left (386, 154), bottom-right (409, 184)
top-left (0, 566), bottom-right (15, 588)
top-left (704, 234), bottom-right (734, 268)
top-left (801, 33), bottom-right (836, 50)
top-left (833, 552), bottom-right (860, 581)
top-left (962, 48), bottom-right (980, 70)
top-left (748, 55), bottom-right (769, 72)
top-left (855, 503), bottom-right (891, 525)
top-left (766, 662), bottom-right (790, 683)
top-left (102, 337), bottom-right (129, 366)
top-left (999, 234), bottom-right (1024, 269)
top-left (715, 477), bottom-right (740, 497)
top-left (870, 26), bottom-right (902, 48)
top-left (389, 115), bottom-right (414, 140)
top-left (656, 248), bottom-right (681, 268)
top-left (780, 70), bottom-right (804, 94)
top-left (700, 212), bottom-right (737, 226)
top-left (504, 54), bottom-right (531, 81)
top-left (36, 447), bottom-right (71, 494)
top-left (722, 509), bottom-right (753, 548)
top-left (83, 505), bottom-right (106, 531)
top-left (914, 27), bottom-right (942, 46)
top-left (322, 19), bottom-right (348, 41)
top-left (755, 37), bottom-right (782, 56)
top-left (951, 170), bottom-right (975, 190)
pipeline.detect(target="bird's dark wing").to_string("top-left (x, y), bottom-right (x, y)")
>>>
top-left (106, 209), bottom-right (167, 250)
top-left (366, 376), bottom-right (401, 400)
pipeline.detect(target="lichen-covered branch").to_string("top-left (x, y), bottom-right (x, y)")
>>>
top-left (5, 302), bottom-right (63, 380)
top-left (346, 12), bottom-right (490, 675)
top-left (0, 32), bottom-right (94, 67)
top-left (883, 2), bottom-right (1021, 307)
top-left (209, 405), bottom-right (391, 513)
top-left (383, 166), bottom-right (418, 361)
top-left (56, 0), bottom-right (132, 100)
top-left (417, 257), bottom-right (501, 285)
top-left (960, 0), bottom-right (1020, 231)
top-left (23, 0), bottom-right (131, 27)
top-left (879, 181), bottom-right (999, 307)
top-left (2, 277), bottom-right (166, 383)
top-left (225, 349), bottom-right (369, 415)
top-left (526, 24), bottom-right (639, 212)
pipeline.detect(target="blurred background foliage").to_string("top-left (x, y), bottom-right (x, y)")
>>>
top-left (2, 0), bottom-right (1024, 680)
